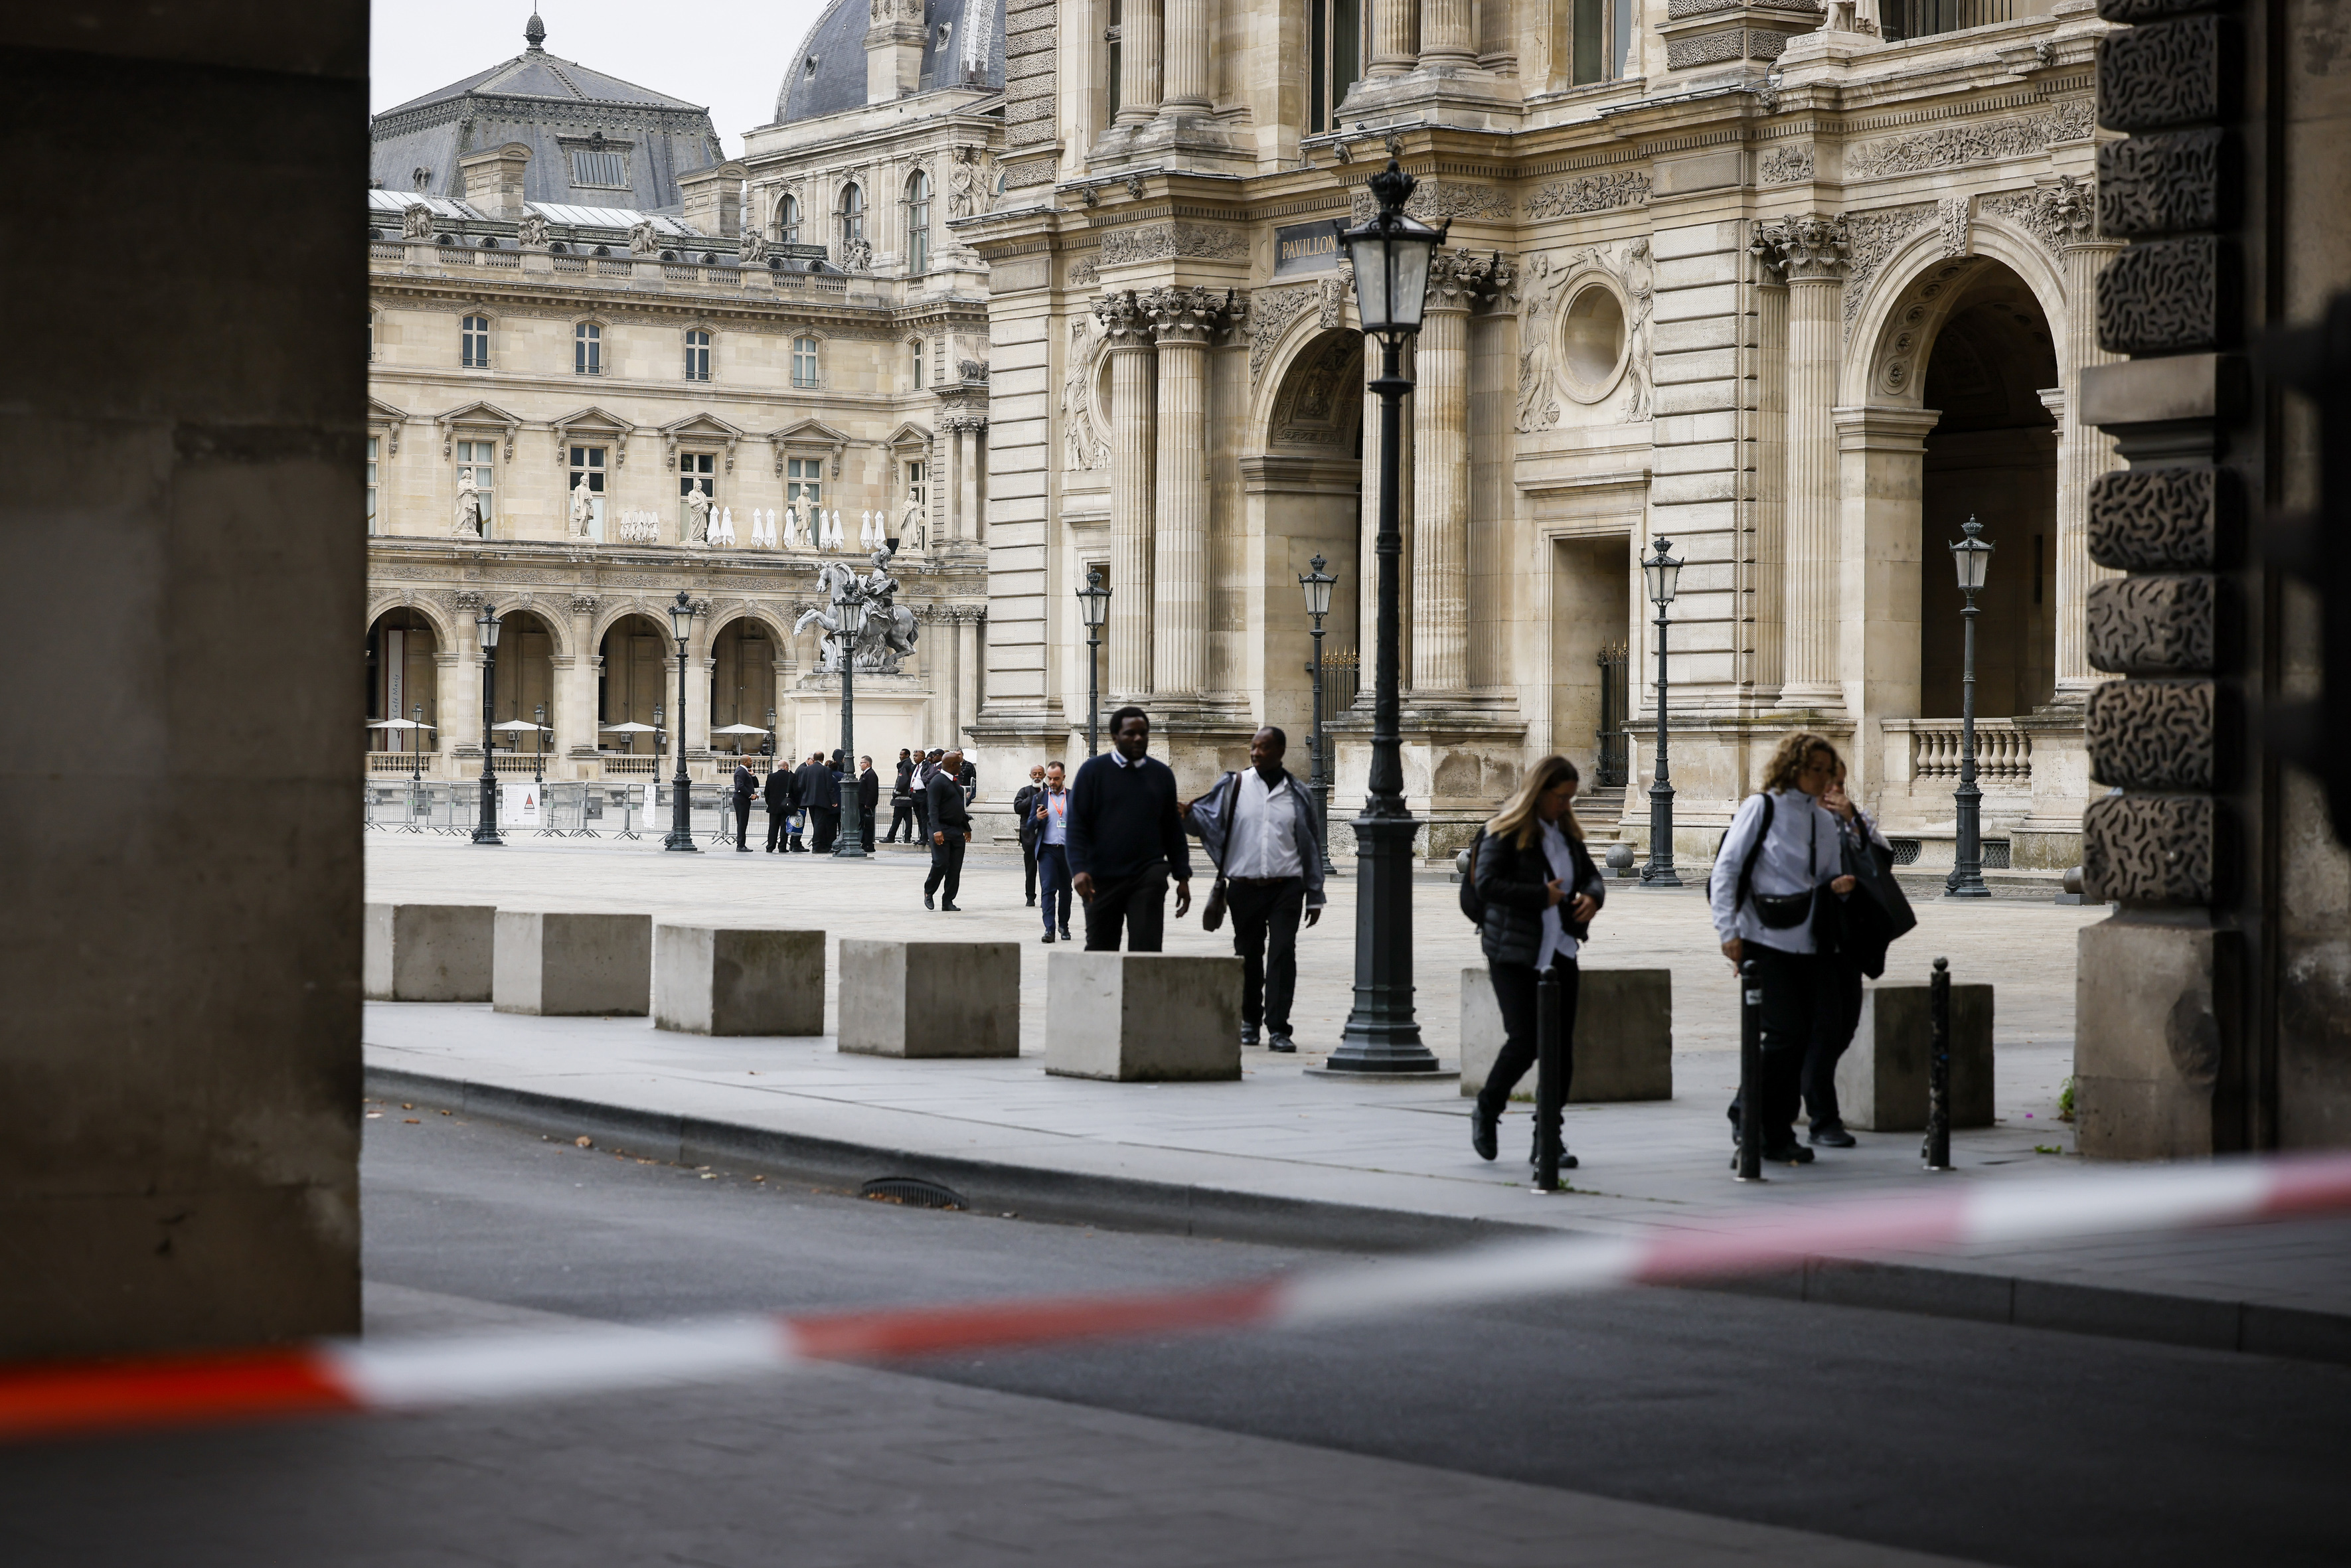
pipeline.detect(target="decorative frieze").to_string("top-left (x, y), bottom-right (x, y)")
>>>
top-left (1523, 171), bottom-right (1653, 219)
top-left (2081, 793), bottom-right (2218, 905)
top-left (2087, 678), bottom-right (2216, 791)
top-left (1759, 146), bottom-right (1814, 185)
top-left (1349, 180), bottom-right (1514, 224)
top-left (2085, 573), bottom-right (2217, 675)
top-left (1844, 102), bottom-right (2097, 181)
top-left (1097, 222), bottom-right (1250, 267)
top-left (2087, 467), bottom-right (2228, 570)
top-left (1978, 175), bottom-right (2099, 258)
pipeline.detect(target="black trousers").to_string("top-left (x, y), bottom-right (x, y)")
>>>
top-left (1804, 955), bottom-right (1866, 1132)
top-left (764, 809), bottom-right (789, 851)
top-left (1036, 844), bottom-right (1073, 934)
top-left (732, 798), bottom-right (752, 848)
top-left (1084, 865), bottom-right (1169, 952)
top-left (1022, 837), bottom-right (1039, 902)
top-left (912, 795), bottom-right (930, 844)
top-left (1726, 943), bottom-right (1825, 1149)
top-left (1479, 957), bottom-right (1579, 1151)
top-left (1227, 876), bottom-right (1306, 1036)
top-left (809, 808), bottom-right (839, 853)
top-left (924, 832), bottom-right (966, 903)
top-left (860, 810), bottom-right (876, 852)
top-left (886, 799), bottom-right (914, 841)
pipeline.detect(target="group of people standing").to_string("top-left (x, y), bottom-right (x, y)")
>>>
top-left (728, 751), bottom-right (880, 854)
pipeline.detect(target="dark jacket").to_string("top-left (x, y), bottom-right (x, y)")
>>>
top-left (925, 768), bottom-right (971, 836)
top-left (893, 759), bottom-right (915, 798)
top-left (1066, 752), bottom-right (1194, 882)
top-left (1013, 781), bottom-right (1043, 846)
top-left (857, 767), bottom-right (880, 813)
top-left (1183, 768), bottom-right (1326, 909)
top-left (731, 763), bottom-right (758, 803)
top-left (764, 766), bottom-right (797, 811)
top-left (1472, 825), bottom-right (1606, 969)
top-left (797, 761), bottom-right (837, 811)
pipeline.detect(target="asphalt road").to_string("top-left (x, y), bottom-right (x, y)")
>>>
top-left (3, 1108), bottom-right (2342, 1567)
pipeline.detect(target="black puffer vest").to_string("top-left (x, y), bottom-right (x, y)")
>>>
top-left (1473, 826), bottom-right (1604, 967)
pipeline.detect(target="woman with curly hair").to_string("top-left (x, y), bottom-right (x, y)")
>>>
top-left (1467, 755), bottom-right (1608, 1170)
top-left (1707, 730), bottom-right (1856, 1166)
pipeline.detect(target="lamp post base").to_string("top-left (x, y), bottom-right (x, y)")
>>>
top-left (1327, 811), bottom-right (1437, 1072)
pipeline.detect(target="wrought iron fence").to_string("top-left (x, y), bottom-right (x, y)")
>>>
top-left (1595, 643), bottom-right (1631, 789)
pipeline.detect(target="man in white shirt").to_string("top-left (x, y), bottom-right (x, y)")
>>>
top-left (1185, 727), bottom-right (1325, 1053)
top-left (1031, 760), bottom-right (1075, 942)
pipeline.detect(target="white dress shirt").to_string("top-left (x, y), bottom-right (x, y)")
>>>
top-left (1535, 819), bottom-right (1580, 971)
top-left (1707, 789), bottom-right (1844, 954)
top-left (1223, 769), bottom-right (1304, 879)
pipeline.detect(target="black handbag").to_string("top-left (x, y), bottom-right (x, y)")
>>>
top-left (1731, 793), bottom-right (1818, 929)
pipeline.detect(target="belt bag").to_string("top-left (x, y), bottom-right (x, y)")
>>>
top-left (1750, 887), bottom-right (1815, 929)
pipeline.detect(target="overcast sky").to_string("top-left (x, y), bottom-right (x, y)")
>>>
top-left (370, 0), bottom-right (834, 157)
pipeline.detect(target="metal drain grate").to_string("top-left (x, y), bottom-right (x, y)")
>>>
top-left (859, 1176), bottom-right (965, 1210)
top-left (1983, 839), bottom-right (2011, 870)
top-left (1889, 838), bottom-right (1922, 866)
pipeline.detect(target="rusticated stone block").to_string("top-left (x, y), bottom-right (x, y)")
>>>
top-left (2087, 467), bottom-right (2227, 570)
top-left (2097, 236), bottom-right (2223, 356)
top-left (2082, 793), bottom-right (2218, 905)
top-left (2075, 920), bottom-right (2242, 1159)
top-left (2086, 574), bottom-right (2216, 674)
top-left (2096, 0), bottom-right (2210, 20)
top-left (2097, 129), bottom-right (2228, 239)
top-left (2096, 17), bottom-right (2228, 131)
top-left (2087, 679), bottom-right (2216, 791)
top-left (1457, 967), bottom-right (1674, 1103)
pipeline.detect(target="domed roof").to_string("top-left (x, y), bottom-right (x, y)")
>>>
top-left (773, 0), bottom-right (1003, 125)
top-left (371, 14), bottom-right (726, 213)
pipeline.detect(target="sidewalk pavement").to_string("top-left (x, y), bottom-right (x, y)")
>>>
top-left (364, 834), bottom-right (2350, 1367)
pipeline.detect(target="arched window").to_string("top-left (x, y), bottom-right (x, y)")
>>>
top-left (574, 321), bottom-right (602, 376)
top-left (684, 328), bottom-right (711, 382)
top-left (461, 313), bottom-right (491, 368)
top-left (912, 339), bottom-right (925, 388)
top-left (791, 336), bottom-right (821, 389)
top-left (837, 183), bottom-right (864, 246)
top-left (904, 169), bottom-right (931, 274)
top-left (775, 194), bottom-right (801, 245)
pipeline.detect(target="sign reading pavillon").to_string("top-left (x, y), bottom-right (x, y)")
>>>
top-left (1272, 221), bottom-right (1342, 278)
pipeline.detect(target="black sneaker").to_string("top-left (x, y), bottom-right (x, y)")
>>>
top-left (1470, 1105), bottom-right (1499, 1162)
top-left (940, 902), bottom-right (961, 912)
top-left (1761, 1142), bottom-right (1816, 1165)
top-left (1809, 1125), bottom-right (1857, 1148)
top-left (1042, 929), bottom-right (1056, 944)
top-left (1266, 1034), bottom-right (1297, 1054)
top-left (1528, 1142), bottom-right (1580, 1171)
top-left (924, 892), bottom-right (935, 910)
top-left (1059, 925), bottom-right (1072, 941)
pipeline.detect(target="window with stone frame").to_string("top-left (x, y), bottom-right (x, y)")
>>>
top-left (684, 328), bottom-right (712, 382)
top-left (1566, 0), bottom-right (1632, 84)
top-left (912, 339), bottom-right (925, 388)
top-left (1105, 0), bottom-right (1122, 125)
top-left (1307, 0), bottom-right (1362, 135)
top-left (837, 183), bottom-right (865, 249)
top-left (570, 147), bottom-right (628, 189)
top-left (679, 451), bottom-right (716, 530)
top-left (461, 313), bottom-right (491, 368)
top-left (775, 193), bottom-right (801, 244)
top-left (366, 435), bottom-right (380, 534)
top-left (569, 445), bottom-right (608, 537)
top-left (456, 439), bottom-right (495, 534)
top-left (904, 169), bottom-right (931, 274)
top-left (786, 455), bottom-right (823, 519)
top-left (792, 335), bottom-right (821, 388)
top-left (574, 321), bottom-right (603, 375)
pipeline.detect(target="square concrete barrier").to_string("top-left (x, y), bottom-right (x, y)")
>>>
top-left (1459, 967), bottom-right (1674, 1103)
top-left (837, 939), bottom-right (1021, 1058)
top-left (1044, 952), bottom-right (1243, 1081)
top-left (493, 911), bottom-right (652, 1016)
top-left (1834, 981), bottom-right (1994, 1131)
top-left (654, 925), bottom-right (826, 1036)
top-left (363, 902), bottom-right (494, 1002)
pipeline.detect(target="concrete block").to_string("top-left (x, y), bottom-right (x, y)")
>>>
top-left (1459, 967), bottom-right (1674, 1102)
top-left (838, 939), bottom-right (1020, 1058)
top-left (1833, 981), bottom-right (1994, 1131)
top-left (493, 911), bottom-right (651, 1016)
top-left (1044, 952), bottom-right (1243, 1081)
top-left (654, 925), bottom-right (825, 1036)
top-left (363, 902), bottom-right (493, 1001)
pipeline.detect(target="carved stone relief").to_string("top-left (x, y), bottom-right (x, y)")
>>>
top-left (2085, 573), bottom-right (2218, 675)
top-left (2081, 793), bottom-right (2218, 905)
top-left (1060, 313), bottom-right (1111, 472)
top-left (2096, 127), bottom-right (2222, 239)
top-left (1838, 204), bottom-right (1938, 337)
top-left (1349, 181), bottom-right (1515, 224)
top-left (1871, 256), bottom-right (1986, 399)
top-left (2087, 678), bottom-right (2216, 792)
top-left (1522, 171), bottom-right (1653, 220)
top-left (1516, 240), bottom-right (1651, 430)
top-left (2097, 234), bottom-right (2218, 354)
top-left (1978, 175), bottom-right (2099, 257)
top-left (1097, 223), bottom-right (1249, 266)
top-left (1759, 146), bottom-right (1815, 185)
top-left (2088, 467), bottom-right (2227, 570)
top-left (1268, 333), bottom-right (1363, 448)
top-left (1844, 102), bottom-right (2097, 181)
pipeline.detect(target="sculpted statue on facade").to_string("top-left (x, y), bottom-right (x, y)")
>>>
top-left (567, 476), bottom-right (595, 538)
top-left (683, 486), bottom-right (713, 544)
top-left (516, 212), bottom-right (550, 248)
top-left (401, 204), bottom-right (434, 240)
top-left (629, 219), bottom-right (661, 257)
top-left (739, 230), bottom-right (769, 266)
top-left (452, 479), bottom-right (484, 537)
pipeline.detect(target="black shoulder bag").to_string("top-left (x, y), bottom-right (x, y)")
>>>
top-left (1734, 794), bottom-right (1818, 931)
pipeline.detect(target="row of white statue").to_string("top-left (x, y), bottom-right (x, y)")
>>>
top-left (447, 474), bottom-right (916, 550)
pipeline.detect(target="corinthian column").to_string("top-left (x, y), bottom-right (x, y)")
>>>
top-left (1418, 0), bottom-right (1474, 66)
top-left (1161, 0), bottom-right (1207, 115)
top-left (2046, 179), bottom-right (2123, 700)
top-left (1758, 214), bottom-right (1849, 712)
top-left (1095, 293), bottom-right (1157, 696)
top-left (1411, 252), bottom-right (1483, 695)
top-left (1116, 0), bottom-right (1163, 126)
top-left (1369, 0), bottom-right (1417, 76)
top-left (1143, 287), bottom-right (1234, 700)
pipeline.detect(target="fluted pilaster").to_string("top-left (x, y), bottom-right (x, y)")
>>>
top-left (2050, 181), bottom-right (2123, 698)
top-left (1418, 0), bottom-right (1475, 66)
top-left (1143, 286), bottom-right (1238, 699)
top-left (1410, 250), bottom-right (1497, 695)
top-left (1116, 0), bottom-right (1162, 125)
top-left (1161, 0), bottom-right (1207, 113)
top-left (1369, 0), bottom-right (1416, 77)
top-left (1095, 292), bottom-right (1156, 695)
top-left (1757, 214), bottom-right (1849, 710)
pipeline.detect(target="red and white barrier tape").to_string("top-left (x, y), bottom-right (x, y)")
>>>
top-left (7, 1151), bottom-right (2350, 1443)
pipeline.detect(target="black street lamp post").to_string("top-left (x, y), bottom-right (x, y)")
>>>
top-left (1327, 160), bottom-right (1446, 1073)
top-left (831, 551), bottom-right (876, 860)
top-left (1076, 568), bottom-right (1110, 756)
top-left (1946, 514), bottom-right (1994, 898)
top-left (663, 590), bottom-right (698, 852)
top-left (1639, 536), bottom-right (1683, 889)
top-left (410, 702), bottom-right (426, 783)
top-left (532, 702), bottom-right (546, 784)
top-left (472, 605), bottom-right (504, 846)
top-left (1299, 552), bottom-right (1338, 878)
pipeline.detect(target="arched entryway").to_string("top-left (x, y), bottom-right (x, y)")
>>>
top-left (1918, 265), bottom-right (2058, 719)
top-left (1248, 327), bottom-right (1364, 762)
top-left (486, 609), bottom-right (557, 766)
top-left (366, 607), bottom-right (442, 764)
top-left (598, 613), bottom-right (669, 761)
top-left (708, 618), bottom-right (779, 760)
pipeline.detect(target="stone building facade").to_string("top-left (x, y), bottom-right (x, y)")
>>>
top-left (753, 0), bottom-right (2130, 867)
top-left (365, 19), bottom-right (990, 783)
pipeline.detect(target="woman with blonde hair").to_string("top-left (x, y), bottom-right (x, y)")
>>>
top-left (1467, 755), bottom-right (1607, 1169)
top-left (1706, 730), bottom-right (1857, 1166)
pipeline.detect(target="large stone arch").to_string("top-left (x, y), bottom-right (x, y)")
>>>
top-left (484, 595), bottom-right (569, 657)
top-left (1244, 288), bottom-right (1358, 445)
top-left (1843, 215), bottom-right (2071, 411)
top-left (365, 589), bottom-right (459, 650)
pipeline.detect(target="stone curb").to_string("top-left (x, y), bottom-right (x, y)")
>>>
top-left (365, 1063), bottom-right (2351, 1370)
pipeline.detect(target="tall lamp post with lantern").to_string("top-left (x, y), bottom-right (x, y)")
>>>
top-left (1298, 553), bottom-right (1338, 878)
top-left (831, 553), bottom-right (876, 860)
top-left (1639, 536), bottom-right (1683, 888)
top-left (1946, 515), bottom-right (1994, 899)
top-left (471, 605), bottom-right (504, 846)
top-left (1076, 568), bottom-right (1111, 756)
top-left (663, 590), bottom-right (699, 852)
top-left (1326, 160), bottom-right (1447, 1075)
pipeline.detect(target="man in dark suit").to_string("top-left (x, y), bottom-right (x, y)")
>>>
top-left (856, 755), bottom-right (880, 851)
top-left (807, 751), bottom-right (842, 853)
top-left (1067, 706), bottom-right (1192, 951)
top-left (794, 752), bottom-right (830, 853)
top-left (1013, 764), bottom-right (1046, 907)
top-left (763, 757), bottom-right (797, 852)
top-left (912, 747), bottom-right (941, 846)
top-left (923, 747), bottom-right (972, 911)
top-left (730, 759), bottom-right (758, 851)
top-left (885, 748), bottom-right (916, 842)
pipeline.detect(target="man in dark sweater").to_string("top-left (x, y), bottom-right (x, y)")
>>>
top-left (1068, 707), bottom-right (1193, 951)
top-left (924, 747), bottom-right (973, 910)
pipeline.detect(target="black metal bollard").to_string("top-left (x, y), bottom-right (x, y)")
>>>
top-left (1925, 955), bottom-right (1953, 1171)
top-left (1534, 973), bottom-right (1563, 1192)
top-left (1736, 959), bottom-right (1765, 1182)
